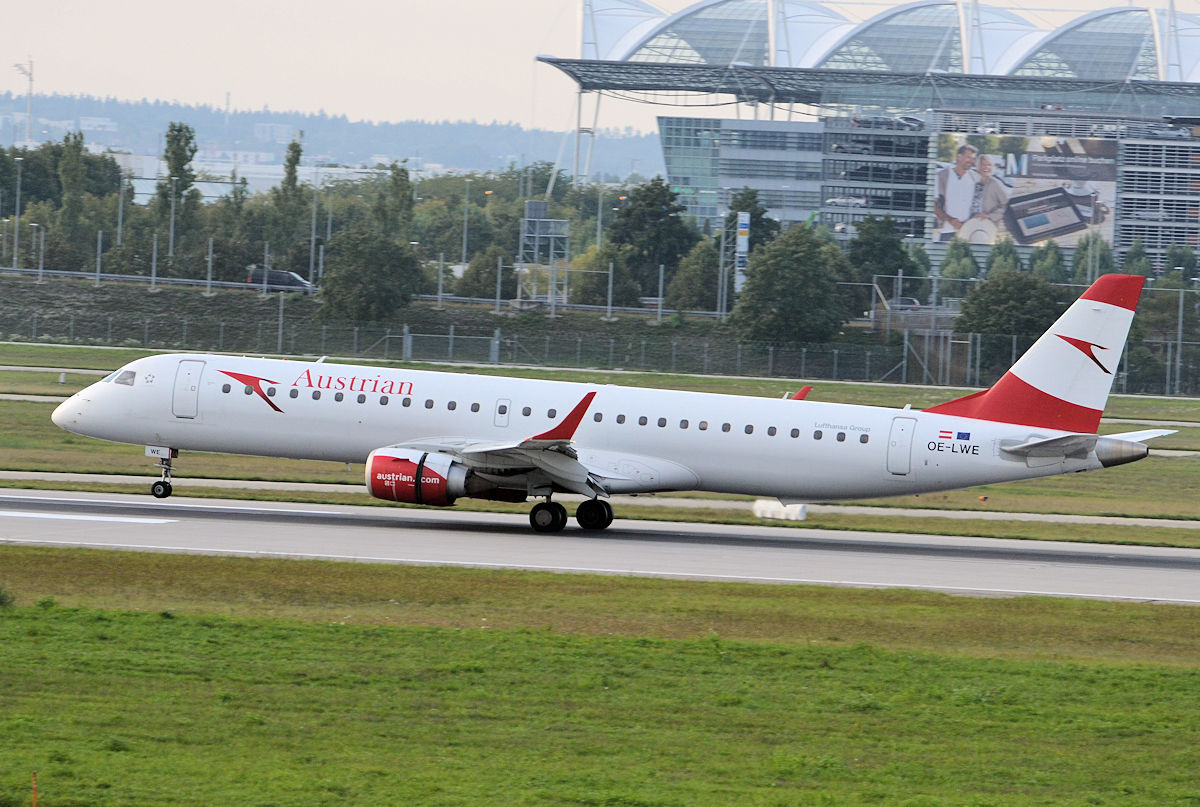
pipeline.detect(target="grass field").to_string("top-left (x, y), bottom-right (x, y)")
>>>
top-left (1, 548), bottom-right (1199, 806)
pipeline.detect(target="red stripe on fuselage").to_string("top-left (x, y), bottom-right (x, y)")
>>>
top-left (923, 373), bottom-right (1102, 432)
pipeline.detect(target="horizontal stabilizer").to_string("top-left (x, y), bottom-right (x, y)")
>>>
top-left (1000, 434), bottom-right (1096, 459)
top-left (1105, 429), bottom-right (1177, 443)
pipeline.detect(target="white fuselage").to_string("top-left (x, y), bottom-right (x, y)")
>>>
top-left (52, 353), bottom-right (1104, 502)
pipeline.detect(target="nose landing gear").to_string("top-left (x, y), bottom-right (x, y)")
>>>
top-left (146, 446), bottom-right (178, 499)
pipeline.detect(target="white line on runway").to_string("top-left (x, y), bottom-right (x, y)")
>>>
top-left (6, 538), bottom-right (1199, 605)
top-left (0, 512), bottom-right (175, 525)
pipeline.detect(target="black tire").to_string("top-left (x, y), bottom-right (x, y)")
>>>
top-left (530, 501), bottom-right (567, 533)
top-left (576, 498), bottom-right (614, 530)
top-left (151, 480), bottom-right (172, 499)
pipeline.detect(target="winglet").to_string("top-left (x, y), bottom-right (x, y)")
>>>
top-left (791, 385), bottom-right (813, 401)
top-left (530, 391), bottom-right (597, 442)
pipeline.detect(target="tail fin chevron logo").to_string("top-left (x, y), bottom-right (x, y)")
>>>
top-left (220, 370), bottom-right (284, 412)
top-left (1056, 335), bottom-right (1112, 375)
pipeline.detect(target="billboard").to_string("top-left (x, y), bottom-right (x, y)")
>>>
top-left (933, 134), bottom-right (1116, 247)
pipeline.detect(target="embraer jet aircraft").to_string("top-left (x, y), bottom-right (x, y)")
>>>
top-left (53, 274), bottom-right (1170, 532)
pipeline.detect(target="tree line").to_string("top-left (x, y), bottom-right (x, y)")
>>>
top-left (2, 123), bottom-right (1194, 373)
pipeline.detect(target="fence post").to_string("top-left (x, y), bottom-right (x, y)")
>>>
top-left (801, 347), bottom-right (807, 378)
top-left (449, 325), bottom-right (455, 360)
top-left (384, 327), bottom-right (391, 360)
top-left (767, 346), bottom-right (774, 376)
top-left (403, 324), bottom-right (412, 360)
top-left (353, 326), bottom-right (359, 356)
top-left (107, 316), bottom-right (113, 343)
top-left (832, 348), bottom-right (838, 379)
top-left (671, 341), bottom-right (677, 372)
top-left (865, 350), bottom-right (870, 381)
top-left (609, 338), bottom-right (615, 368)
top-left (577, 336), bottom-right (582, 366)
top-left (902, 329), bottom-right (910, 383)
top-left (491, 329), bottom-right (501, 364)
top-left (95, 230), bottom-right (103, 287)
top-left (32, 313), bottom-right (38, 340)
top-left (144, 319), bottom-right (150, 347)
top-left (219, 322), bottom-right (225, 351)
top-left (69, 314), bottom-right (75, 342)
top-left (182, 318), bottom-right (187, 347)
top-left (276, 293), bottom-right (284, 354)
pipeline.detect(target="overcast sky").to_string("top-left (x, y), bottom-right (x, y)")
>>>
top-left (1, 0), bottom-right (1171, 134)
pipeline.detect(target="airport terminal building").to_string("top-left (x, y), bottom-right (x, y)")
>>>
top-left (543, 0), bottom-right (1200, 266)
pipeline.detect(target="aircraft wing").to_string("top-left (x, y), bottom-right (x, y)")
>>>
top-left (387, 391), bottom-right (610, 497)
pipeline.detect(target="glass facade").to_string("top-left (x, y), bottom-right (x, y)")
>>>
top-left (1011, 9), bottom-right (1159, 80)
top-left (820, 3), bottom-right (962, 73)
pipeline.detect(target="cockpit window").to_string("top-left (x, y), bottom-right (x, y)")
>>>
top-left (113, 370), bottom-right (136, 386)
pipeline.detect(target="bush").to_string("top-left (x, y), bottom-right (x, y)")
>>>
top-left (0, 587), bottom-right (15, 607)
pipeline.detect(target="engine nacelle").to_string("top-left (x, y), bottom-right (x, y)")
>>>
top-left (366, 448), bottom-right (468, 507)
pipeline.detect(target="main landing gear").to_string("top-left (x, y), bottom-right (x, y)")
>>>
top-left (528, 498), bottom-right (614, 533)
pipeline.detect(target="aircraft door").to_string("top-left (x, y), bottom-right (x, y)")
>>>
top-left (494, 398), bottom-right (511, 428)
top-left (172, 360), bottom-right (206, 419)
top-left (887, 416), bottom-right (917, 475)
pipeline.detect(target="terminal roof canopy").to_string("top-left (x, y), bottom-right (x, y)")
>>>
top-left (576, 0), bottom-right (1200, 80)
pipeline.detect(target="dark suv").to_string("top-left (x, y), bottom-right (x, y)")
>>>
top-left (246, 266), bottom-right (316, 294)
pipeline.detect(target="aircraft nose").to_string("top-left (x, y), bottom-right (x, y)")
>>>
top-left (52, 394), bottom-right (85, 431)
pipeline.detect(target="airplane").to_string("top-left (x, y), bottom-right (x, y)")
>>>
top-left (52, 273), bottom-right (1172, 533)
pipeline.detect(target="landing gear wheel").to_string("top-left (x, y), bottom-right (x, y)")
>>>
top-left (576, 498), bottom-right (614, 530)
top-left (530, 501), bottom-right (568, 533)
top-left (151, 480), bottom-right (173, 499)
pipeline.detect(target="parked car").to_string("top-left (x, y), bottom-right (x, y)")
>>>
top-left (1147, 125), bottom-right (1192, 139)
top-left (825, 196), bottom-right (867, 207)
top-left (895, 115), bottom-right (925, 130)
top-left (832, 142), bottom-right (872, 154)
top-left (246, 266), bottom-right (316, 294)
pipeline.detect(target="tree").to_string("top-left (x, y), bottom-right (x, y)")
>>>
top-left (1029, 239), bottom-right (1068, 283)
top-left (666, 238), bottom-right (726, 312)
top-left (939, 236), bottom-right (980, 298)
top-left (723, 187), bottom-right (780, 252)
top-left (56, 132), bottom-right (86, 246)
top-left (1122, 238), bottom-right (1151, 277)
top-left (849, 215), bottom-right (925, 302)
top-left (319, 226), bottom-right (421, 323)
top-left (954, 269), bottom-right (1069, 374)
top-left (606, 176), bottom-right (700, 296)
top-left (730, 223), bottom-right (852, 344)
top-left (1164, 243), bottom-right (1197, 278)
top-left (457, 244), bottom-right (515, 299)
top-left (985, 236), bottom-right (1023, 274)
top-left (1071, 231), bottom-right (1115, 284)
top-left (569, 243), bottom-right (641, 307)
top-left (156, 122), bottom-right (203, 259)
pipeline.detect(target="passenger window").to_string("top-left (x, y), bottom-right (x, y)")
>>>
top-left (403, 397), bottom-right (412, 407)
top-left (425, 399), bottom-right (434, 409)
top-left (638, 416), bottom-right (648, 426)
top-left (522, 406), bottom-right (532, 416)
top-left (593, 412), bottom-right (603, 422)
top-left (744, 425), bottom-right (754, 435)
top-left (679, 419), bottom-right (688, 429)
top-left (616, 414), bottom-right (626, 424)
top-left (221, 384), bottom-right (231, 393)
top-left (380, 396), bottom-right (388, 406)
top-left (471, 403), bottom-right (480, 412)
top-left (814, 430), bottom-right (823, 440)
top-left (860, 434), bottom-right (869, 444)
top-left (334, 392), bottom-right (344, 402)
top-left (721, 423), bottom-right (731, 433)
top-left (289, 389), bottom-right (299, 399)
top-left (312, 390), bottom-right (321, 400)
top-left (548, 409), bottom-right (557, 418)
top-left (267, 387), bottom-right (277, 397)
top-left (357, 394), bottom-right (366, 404)
top-left (657, 417), bottom-right (667, 427)
top-left (699, 421), bottom-right (708, 431)
top-left (767, 426), bottom-right (777, 436)
top-left (837, 432), bottom-right (846, 442)
top-left (448, 401), bottom-right (457, 411)
top-left (790, 428), bottom-right (799, 438)
top-left (498, 404), bottom-right (508, 415)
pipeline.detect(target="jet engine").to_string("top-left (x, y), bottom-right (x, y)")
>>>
top-left (365, 447), bottom-right (526, 506)
top-left (366, 448), bottom-right (467, 506)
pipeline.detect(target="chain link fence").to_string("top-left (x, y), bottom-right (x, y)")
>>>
top-left (2, 302), bottom-right (1196, 395)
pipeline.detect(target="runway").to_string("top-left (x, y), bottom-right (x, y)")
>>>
top-left (1, 490), bottom-right (1198, 604)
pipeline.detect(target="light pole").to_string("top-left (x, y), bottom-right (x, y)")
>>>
top-left (13, 156), bottom-right (23, 270)
top-left (461, 177), bottom-right (472, 268)
top-left (29, 222), bottom-right (39, 281)
top-left (168, 176), bottom-right (178, 259)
